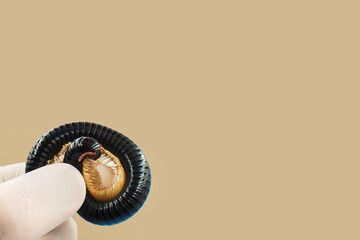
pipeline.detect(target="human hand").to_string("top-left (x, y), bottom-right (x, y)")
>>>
top-left (0, 163), bottom-right (86, 240)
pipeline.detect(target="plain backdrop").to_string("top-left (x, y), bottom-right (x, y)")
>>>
top-left (0, 1), bottom-right (359, 239)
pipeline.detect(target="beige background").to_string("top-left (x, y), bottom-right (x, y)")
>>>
top-left (0, 1), bottom-right (359, 239)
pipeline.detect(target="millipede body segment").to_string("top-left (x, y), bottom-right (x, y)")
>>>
top-left (25, 122), bottom-right (151, 226)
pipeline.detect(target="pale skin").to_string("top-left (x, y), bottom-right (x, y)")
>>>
top-left (0, 163), bottom-right (86, 240)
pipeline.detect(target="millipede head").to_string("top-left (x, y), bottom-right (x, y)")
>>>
top-left (63, 137), bottom-right (101, 171)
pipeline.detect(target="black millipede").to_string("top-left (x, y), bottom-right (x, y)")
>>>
top-left (25, 122), bottom-right (151, 226)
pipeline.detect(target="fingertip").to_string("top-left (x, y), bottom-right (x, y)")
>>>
top-left (56, 163), bottom-right (86, 207)
top-left (0, 162), bottom-right (26, 183)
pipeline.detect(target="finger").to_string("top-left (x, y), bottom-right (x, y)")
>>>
top-left (39, 217), bottom-right (78, 240)
top-left (0, 162), bottom-right (25, 183)
top-left (0, 163), bottom-right (86, 240)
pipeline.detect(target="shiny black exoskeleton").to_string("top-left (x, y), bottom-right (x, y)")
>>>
top-left (25, 122), bottom-right (151, 226)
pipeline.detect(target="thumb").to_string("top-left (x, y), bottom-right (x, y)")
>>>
top-left (0, 163), bottom-right (86, 240)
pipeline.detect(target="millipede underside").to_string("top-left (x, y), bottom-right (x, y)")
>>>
top-left (47, 143), bottom-right (126, 202)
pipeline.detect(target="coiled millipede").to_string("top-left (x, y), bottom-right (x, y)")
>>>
top-left (25, 122), bottom-right (151, 226)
